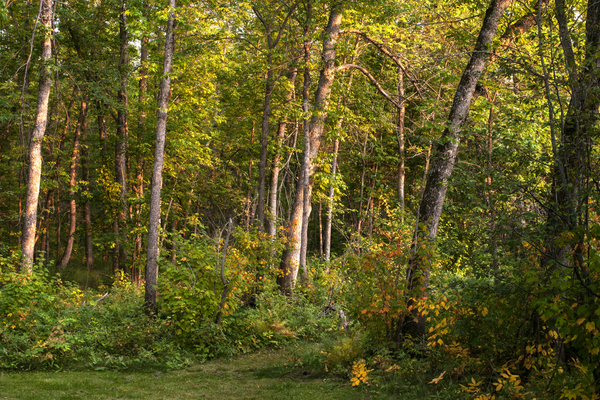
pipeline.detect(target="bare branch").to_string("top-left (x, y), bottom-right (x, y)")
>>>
top-left (336, 63), bottom-right (404, 110)
top-left (343, 29), bottom-right (424, 99)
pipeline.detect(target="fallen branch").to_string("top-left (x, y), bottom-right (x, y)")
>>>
top-left (96, 292), bottom-right (109, 303)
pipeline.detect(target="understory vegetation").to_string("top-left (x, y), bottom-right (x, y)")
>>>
top-left (2, 225), bottom-right (600, 399)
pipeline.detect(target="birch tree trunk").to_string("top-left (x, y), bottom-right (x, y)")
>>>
top-left (404, 0), bottom-right (512, 338)
top-left (145, 0), bottom-right (176, 314)
top-left (21, 0), bottom-right (54, 272)
top-left (396, 69), bottom-right (406, 222)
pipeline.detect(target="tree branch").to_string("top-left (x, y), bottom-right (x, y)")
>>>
top-left (343, 29), bottom-right (424, 99)
top-left (336, 64), bottom-right (404, 110)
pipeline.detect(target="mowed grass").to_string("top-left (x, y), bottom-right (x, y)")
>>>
top-left (0, 348), bottom-right (386, 400)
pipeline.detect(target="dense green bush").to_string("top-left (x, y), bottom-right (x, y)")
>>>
top-left (0, 235), bottom-right (343, 371)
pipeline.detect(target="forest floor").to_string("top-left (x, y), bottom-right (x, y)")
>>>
top-left (0, 346), bottom-right (395, 400)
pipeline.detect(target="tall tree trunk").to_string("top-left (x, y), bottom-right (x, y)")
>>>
top-left (254, 2), bottom-right (298, 231)
top-left (21, 0), bottom-right (54, 272)
top-left (324, 139), bottom-right (339, 263)
top-left (268, 68), bottom-right (297, 238)
top-left (396, 69), bottom-right (406, 222)
top-left (115, 0), bottom-right (129, 272)
top-left (245, 123), bottom-right (255, 230)
top-left (278, 0), bottom-right (312, 291)
top-left (299, 132), bottom-right (312, 281)
top-left (132, 21), bottom-right (149, 282)
top-left (145, 0), bottom-right (176, 314)
top-left (79, 96), bottom-right (93, 271)
top-left (59, 95), bottom-right (88, 269)
top-left (279, 1), bottom-right (343, 292)
top-left (257, 50), bottom-right (274, 232)
top-left (544, 0), bottom-right (600, 269)
top-left (268, 121), bottom-right (286, 238)
top-left (404, 0), bottom-right (511, 338)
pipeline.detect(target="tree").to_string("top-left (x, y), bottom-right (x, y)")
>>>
top-left (114, 0), bottom-right (130, 273)
top-left (278, 1), bottom-right (343, 292)
top-left (146, 0), bottom-right (177, 314)
top-left (403, 0), bottom-right (512, 338)
top-left (20, 0), bottom-right (54, 272)
top-left (253, 0), bottom-right (298, 232)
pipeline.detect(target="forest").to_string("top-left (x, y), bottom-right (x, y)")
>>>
top-left (0, 0), bottom-right (599, 398)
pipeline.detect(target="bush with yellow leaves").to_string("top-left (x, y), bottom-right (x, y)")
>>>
top-left (350, 359), bottom-right (374, 386)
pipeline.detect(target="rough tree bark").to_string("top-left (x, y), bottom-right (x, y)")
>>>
top-left (403, 0), bottom-right (512, 338)
top-left (145, 0), bottom-right (176, 314)
top-left (543, 0), bottom-right (600, 270)
top-left (278, 1), bottom-right (343, 292)
top-left (20, 0), bottom-right (54, 272)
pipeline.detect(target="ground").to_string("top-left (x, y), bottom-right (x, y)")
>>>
top-left (0, 347), bottom-right (387, 400)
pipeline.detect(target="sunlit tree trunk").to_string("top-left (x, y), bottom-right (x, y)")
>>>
top-left (146, 0), bottom-right (176, 314)
top-left (404, 0), bottom-right (512, 338)
top-left (21, 0), bottom-right (54, 272)
top-left (279, 2), bottom-right (343, 292)
top-left (396, 69), bottom-right (406, 222)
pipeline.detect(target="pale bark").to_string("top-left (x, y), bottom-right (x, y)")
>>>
top-left (405, 0), bottom-right (512, 338)
top-left (279, 2), bottom-right (343, 292)
top-left (146, 0), bottom-right (176, 314)
top-left (397, 69), bottom-right (406, 221)
top-left (21, 0), bottom-right (54, 272)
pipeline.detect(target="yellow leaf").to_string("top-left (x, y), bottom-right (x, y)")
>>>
top-left (482, 307), bottom-right (488, 317)
top-left (577, 318), bottom-right (585, 326)
top-left (586, 321), bottom-right (596, 332)
top-left (428, 371), bottom-right (446, 384)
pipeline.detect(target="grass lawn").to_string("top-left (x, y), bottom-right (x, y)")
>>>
top-left (0, 348), bottom-right (386, 400)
